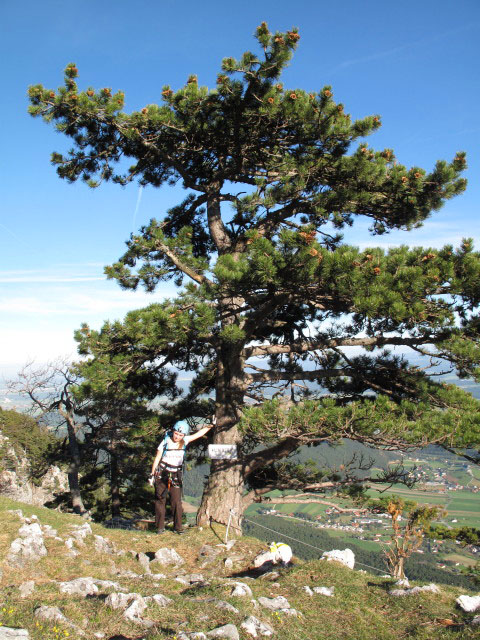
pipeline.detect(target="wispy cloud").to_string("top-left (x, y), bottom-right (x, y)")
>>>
top-left (330, 22), bottom-right (480, 74)
top-left (0, 276), bottom-right (105, 283)
top-left (0, 288), bottom-right (161, 316)
top-left (0, 265), bottom-right (106, 283)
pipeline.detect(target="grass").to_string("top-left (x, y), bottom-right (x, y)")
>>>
top-left (0, 496), bottom-right (479, 639)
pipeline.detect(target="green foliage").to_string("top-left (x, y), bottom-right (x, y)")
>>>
top-left (429, 524), bottom-right (480, 546)
top-left (28, 23), bottom-right (480, 523)
top-left (0, 408), bottom-right (59, 482)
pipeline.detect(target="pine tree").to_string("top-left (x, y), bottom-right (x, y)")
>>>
top-left (28, 23), bottom-right (480, 534)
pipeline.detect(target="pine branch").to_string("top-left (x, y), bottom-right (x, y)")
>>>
top-left (244, 334), bottom-right (448, 358)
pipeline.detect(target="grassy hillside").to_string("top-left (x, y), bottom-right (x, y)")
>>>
top-left (0, 496), bottom-right (478, 639)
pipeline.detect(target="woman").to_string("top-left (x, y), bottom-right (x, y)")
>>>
top-left (150, 418), bottom-right (215, 534)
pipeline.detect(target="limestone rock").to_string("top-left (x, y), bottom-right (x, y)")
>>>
top-left (206, 624), bottom-right (240, 640)
top-left (117, 570), bottom-right (142, 578)
top-left (93, 579), bottom-right (125, 591)
top-left (154, 547), bottom-right (185, 566)
top-left (105, 592), bottom-right (143, 610)
top-left (0, 629), bottom-right (29, 639)
top-left (241, 616), bottom-right (274, 637)
top-left (58, 577), bottom-right (98, 597)
top-left (137, 552), bottom-right (151, 573)
top-left (34, 606), bottom-right (85, 636)
top-left (123, 597), bottom-right (147, 619)
top-left (303, 586), bottom-right (313, 596)
top-left (253, 551), bottom-right (273, 569)
top-left (178, 633), bottom-right (207, 640)
top-left (150, 593), bottom-right (173, 607)
top-left (228, 581), bottom-right (253, 597)
top-left (199, 544), bottom-right (220, 557)
top-left (18, 581), bottom-right (35, 598)
top-left (93, 535), bottom-right (115, 554)
top-left (390, 584), bottom-right (441, 597)
top-left (456, 595), bottom-right (480, 613)
top-left (395, 578), bottom-right (410, 588)
top-left (313, 586), bottom-right (335, 597)
top-left (41, 525), bottom-right (58, 538)
top-left (471, 615), bottom-right (480, 625)
top-left (69, 523), bottom-right (92, 543)
top-left (321, 548), bottom-right (355, 569)
top-left (0, 431), bottom-right (68, 507)
top-left (7, 524), bottom-right (47, 568)
top-left (215, 600), bottom-right (239, 614)
top-left (258, 596), bottom-right (290, 611)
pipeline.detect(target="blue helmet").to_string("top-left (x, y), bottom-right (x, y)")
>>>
top-left (173, 420), bottom-right (190, 436)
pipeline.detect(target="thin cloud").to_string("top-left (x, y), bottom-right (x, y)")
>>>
top-left (0, 276), bottom-right (105, 283)
top-left (330, 22), bottom-right (480, 73)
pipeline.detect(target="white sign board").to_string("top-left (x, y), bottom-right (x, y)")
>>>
top-left (208, 444), bottom-right (238, 460)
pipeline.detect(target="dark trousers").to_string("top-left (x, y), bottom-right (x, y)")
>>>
top-left (154, 478), bottom-right (183, 531)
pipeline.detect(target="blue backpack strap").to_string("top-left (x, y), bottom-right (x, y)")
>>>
top-left (159, 431), bottom-right (171, 460)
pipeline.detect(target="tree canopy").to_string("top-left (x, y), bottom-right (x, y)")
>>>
top-left (28, 23), bottom-right (480, 531)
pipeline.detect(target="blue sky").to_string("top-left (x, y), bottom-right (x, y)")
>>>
top-left (1, 0), bottom-right (479, 397)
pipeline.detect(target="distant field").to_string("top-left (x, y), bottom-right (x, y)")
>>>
top-left (441, 553), bottom-right (478, 567)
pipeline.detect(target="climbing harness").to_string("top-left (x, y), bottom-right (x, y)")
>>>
top-left (269, 541), bottom-right (290, 555)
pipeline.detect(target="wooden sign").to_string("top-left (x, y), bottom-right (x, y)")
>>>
top-left (208, 444), bottom-right (238, 460)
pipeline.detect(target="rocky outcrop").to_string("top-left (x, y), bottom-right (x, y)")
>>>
top-left (0, 430), bottom-right (68, 506)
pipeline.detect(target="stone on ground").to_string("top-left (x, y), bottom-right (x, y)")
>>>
top-left (321, 548), bottom-right (355, 569)
top-left (206, 624), bottom-right (240, 640)
top-left (241, 616), bottom-right (274, 637)
top-left (456, 594), bottom-right (480, 613)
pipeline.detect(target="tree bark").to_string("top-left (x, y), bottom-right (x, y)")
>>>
top-left (109, 445), bottom-right (121, 519)
top-left (197, 330), bottom-right (246, 534)
top-left (393, 556), bottom-right (406, 579)
top-left (65, 420), bottom-right (86, 515)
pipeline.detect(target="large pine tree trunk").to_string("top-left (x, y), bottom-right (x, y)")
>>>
top-left (197, 338), bottom-right (246, 534)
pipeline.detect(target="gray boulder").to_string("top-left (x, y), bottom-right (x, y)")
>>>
top-left (137, 552), bottom-right (151, 573)
top-left (105, 592), bottom-right (143, 610)
top-left (58, 577), bottom-right (98, 597)
top-left (93, 535), bottom-right (115, 554)
top-left (241, 616), bottom-right (274, 637)
top-left (19, 581), bottom-right (35, 598)
top-left (7, 524), bottom-right (47, 568)
top-left (215, 600), bottom-right (239, 614)
top-left (227, 581), bottom-right (252, 597)
top-left (253, 551), bottom-right (273, 569)
top-left (0, 629), bottom-right (29, 640)
top-left (154, 547), bottom-right (185, 566)
top-left (206, 624), bottom-right (239, 640)
top-left (34, 607), bottom-right (85, 636)
top-left (390, 584), bottom-right (440, 597)
top-left (321, 548), bottom-right (355, 569)
top-left (258, 596), bottom-right (290, 611)
top-left (150, 593), bottom-right (173, 607)
top-left (312, 586), bottom-right (334, 597)
top-left (456, 594), bottom-right (480, 613)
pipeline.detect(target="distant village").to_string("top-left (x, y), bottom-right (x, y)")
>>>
top-left (390, 457), bottom-right (480, 493)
